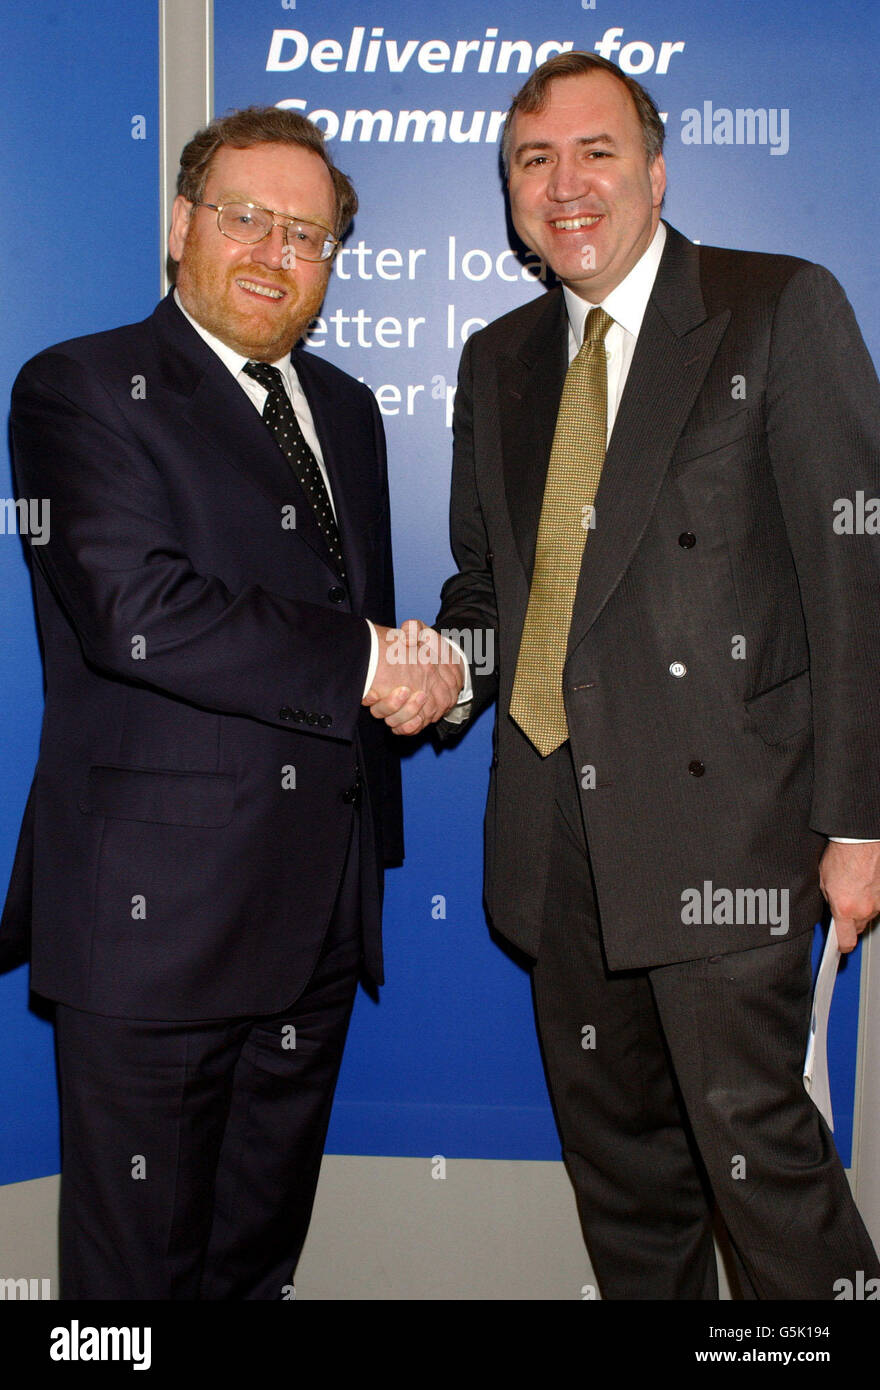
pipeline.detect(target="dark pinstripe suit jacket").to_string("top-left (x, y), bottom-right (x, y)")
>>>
top-left (437, 224), bottom-right (880, 969)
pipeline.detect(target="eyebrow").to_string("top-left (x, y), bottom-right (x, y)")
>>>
top-left (513, 134), bottom-right (617, 162)
top-left (214, 191), bottom-right (273, 208)
top-left (212, 192), bottom-right (331, 229)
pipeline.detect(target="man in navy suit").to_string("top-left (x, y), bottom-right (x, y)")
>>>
top-left (1, 106), bottom-right (462, 1299)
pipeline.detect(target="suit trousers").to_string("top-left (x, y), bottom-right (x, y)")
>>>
top-left (55, 811), bottom-right (362, 1300)
top-left (531, 747), bottom-right (879, 1299)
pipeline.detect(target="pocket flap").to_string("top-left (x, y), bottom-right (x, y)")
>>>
top-left (744, 669), bottom-right (812, 745)
top-left (673, 410), bottom-right (749, 466)
top-left (79, 766), bottom-right (235, 827)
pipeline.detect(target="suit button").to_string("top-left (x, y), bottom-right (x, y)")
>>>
top-left (486, 550), bottom-right (494, 565)
top-left (306, 712), bottom-right (319, 725)
top-left (318, 714), bottom-right (332, 728)
top-left (328, 586), bottom-right (346, 604)
top-left (688, 760), bottom-right (705, 777)
top-left (293, 709), bottom-right (306, 723)
top-left (342, 781), bottom-right (361, 805)
top-left (669, 661), bottom-right (687, 678)
top-left (279, 706), bottom-right (294, 720)
top-left (678, 532), bottom-right (697, 548)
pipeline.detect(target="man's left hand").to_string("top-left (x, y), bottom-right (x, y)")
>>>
top-left (819, 841), bottom-right (880, 952)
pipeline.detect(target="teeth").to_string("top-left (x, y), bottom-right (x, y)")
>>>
top-left (551, 216), bottom-right (601, 230)
top-left (237, 280), bottom-right (284, 299)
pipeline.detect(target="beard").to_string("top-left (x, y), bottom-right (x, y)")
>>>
top-left (175, 236), bottom-right (330, 361)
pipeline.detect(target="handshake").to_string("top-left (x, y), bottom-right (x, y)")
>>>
top-left (363, 619), bottom-right (465, 735)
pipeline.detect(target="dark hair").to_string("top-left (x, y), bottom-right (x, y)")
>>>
top-left (176, 106), bottom-right (358, 238)
top-left (501, 52), bottom-right (665, 175)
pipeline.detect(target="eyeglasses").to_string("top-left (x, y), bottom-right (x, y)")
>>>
top-left (194, 201), bottom-right (339, 262)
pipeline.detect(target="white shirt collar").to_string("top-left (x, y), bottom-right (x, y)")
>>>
top-left (173, 288), bottom-right (293, 381)
top-left (562, 221), bottom-right (666, 345)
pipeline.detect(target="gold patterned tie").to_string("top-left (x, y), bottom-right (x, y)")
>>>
top-left (509, 307), bottom-right (613, 756)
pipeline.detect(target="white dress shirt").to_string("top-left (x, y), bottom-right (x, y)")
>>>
top-left (562, 221), bottom-right (667, 438)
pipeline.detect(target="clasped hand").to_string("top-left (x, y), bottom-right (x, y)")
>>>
top-left (364, 619), bottom-right (464, 734)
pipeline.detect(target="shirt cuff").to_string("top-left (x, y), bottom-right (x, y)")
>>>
top-left (442, 637), bottom-right (473, 703)
top-left (363, 620), bottom-right (379, 698)
top-left (828, 837), bottom-right (880, 844)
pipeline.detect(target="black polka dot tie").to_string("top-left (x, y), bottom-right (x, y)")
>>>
top-left (243, 360), bottom-right (346, 580)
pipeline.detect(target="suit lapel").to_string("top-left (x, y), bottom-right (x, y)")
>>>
top-left (148, 294), bottom-right (339, 578)
top-left (567, 227), bottom-right (730, 656)
top-left (499, 290), bottom-right (569, 579)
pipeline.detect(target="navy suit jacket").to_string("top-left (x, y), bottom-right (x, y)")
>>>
top-left (0, 291), bottom-right (403, 1017)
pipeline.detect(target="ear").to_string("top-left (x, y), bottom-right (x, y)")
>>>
top-left (649, 152), bottom-right (667, 210)
top-left (168, 195), bottom-right (194, 263)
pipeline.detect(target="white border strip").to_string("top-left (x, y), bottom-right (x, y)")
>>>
top-left (158, 0), bottom-right (213, 295)
top-left (853, 930), bottom-right (880, 1245)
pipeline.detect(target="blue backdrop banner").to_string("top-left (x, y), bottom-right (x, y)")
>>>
top-left (0, 0), bottom-right (875, 1186)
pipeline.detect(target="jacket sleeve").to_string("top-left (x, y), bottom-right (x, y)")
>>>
top-left (764, 263), bottom-right (880, 837)
top-left (435, 333), bottom-right (500, 734)
top-left (366, 387), bottom-right (405, 864)
top-left (11, 351), bottom-right (371, 739)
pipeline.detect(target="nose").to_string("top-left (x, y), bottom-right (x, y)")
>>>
top-left (249, 221), bottom-right (288, 270)
top-left (546, 150), bottom-right (592, 204)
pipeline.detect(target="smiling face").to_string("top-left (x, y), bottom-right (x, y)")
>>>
top-left (507, 70), bottom-right (666, 303)
top-left (169, 141), bottom-right (336, 361)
